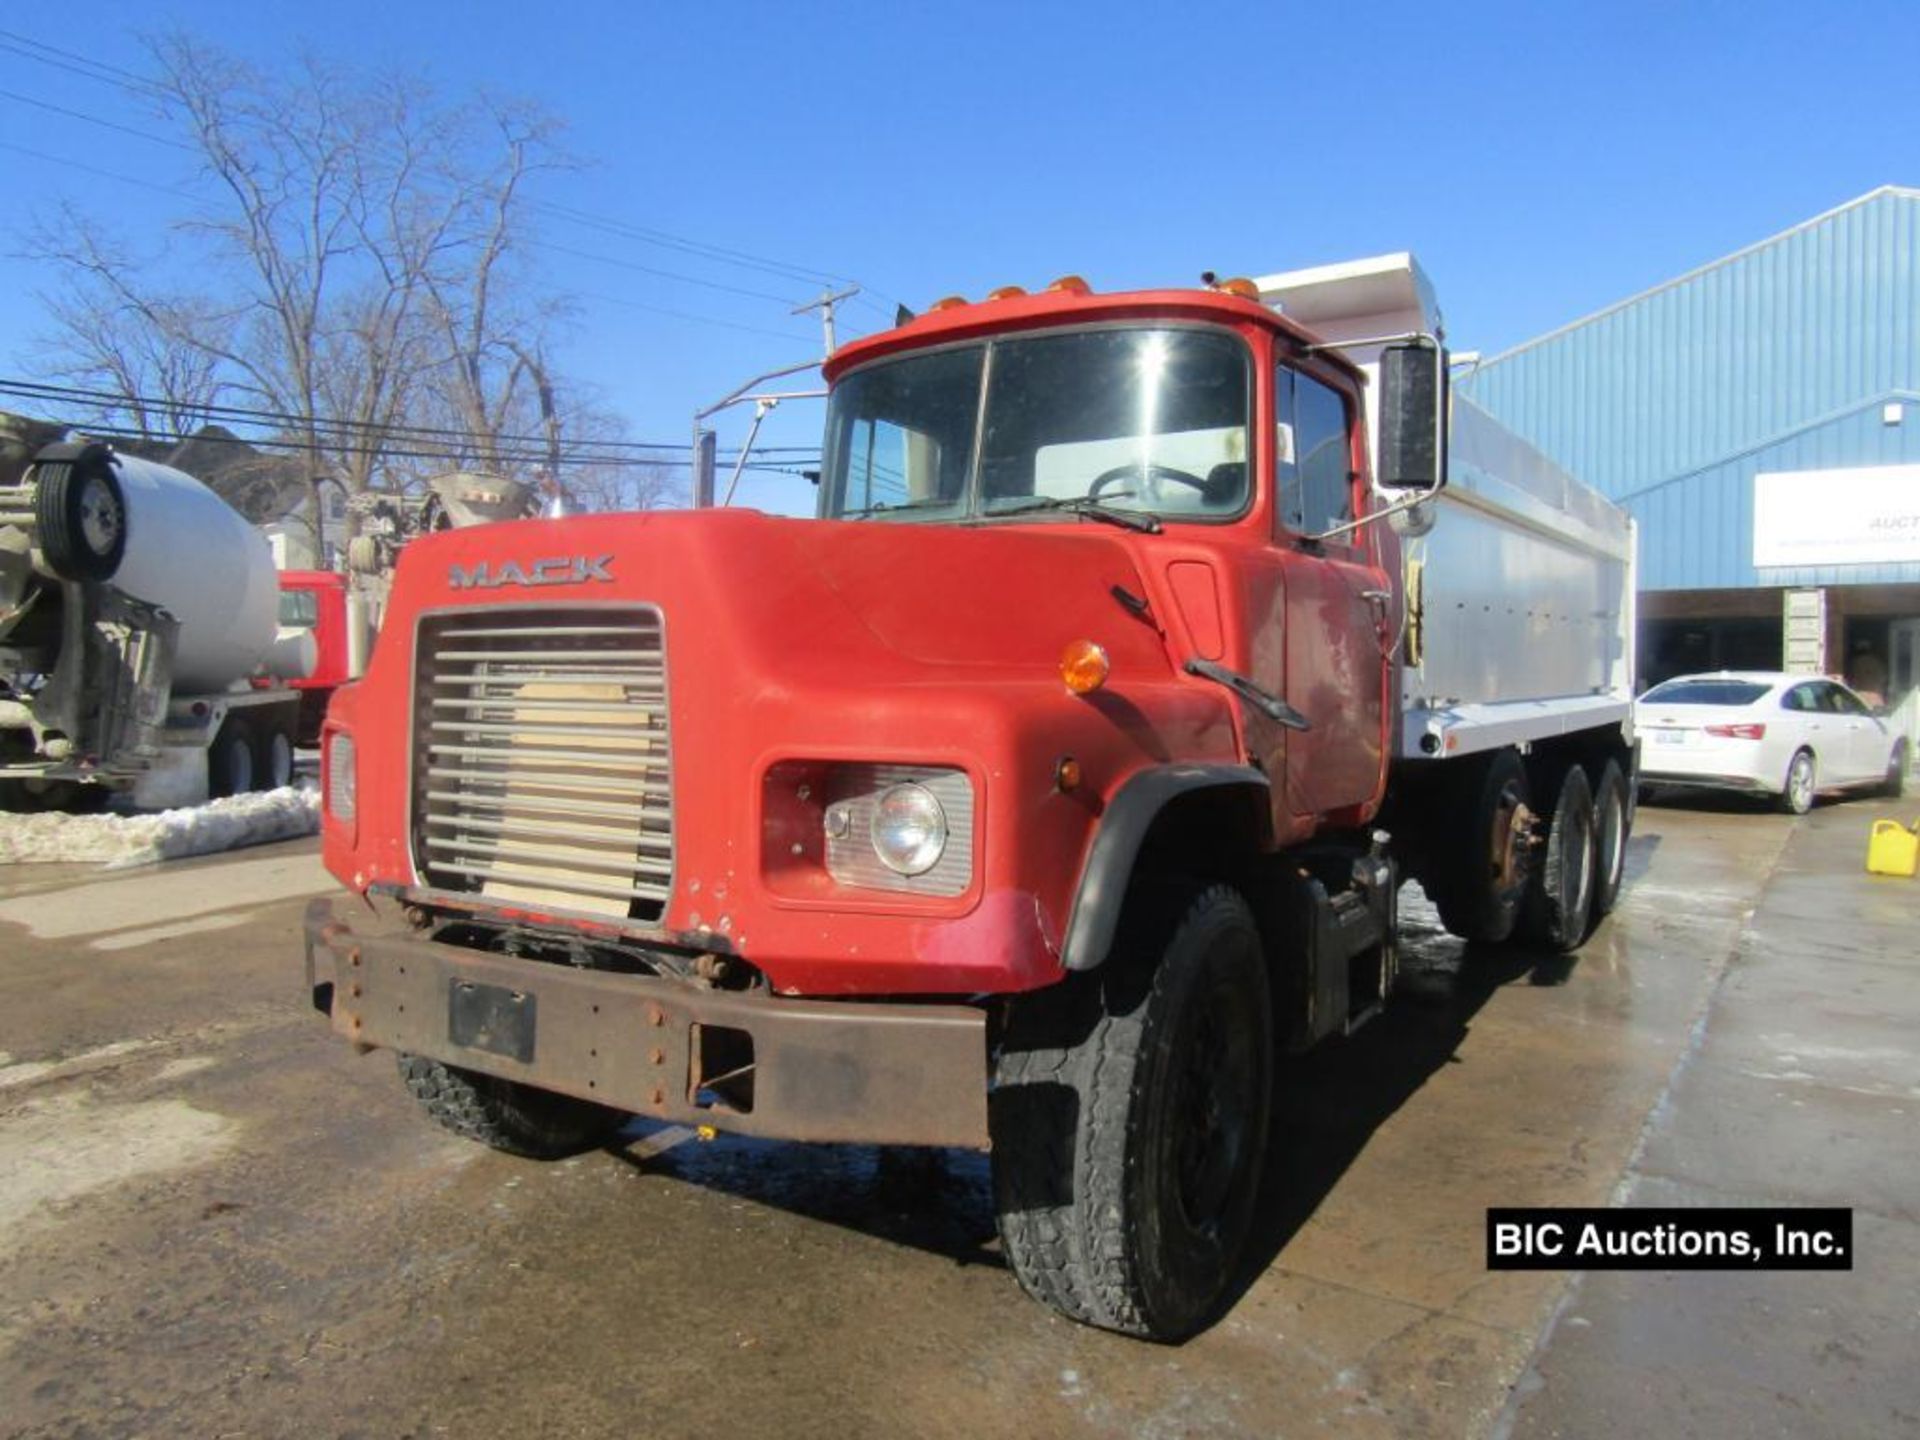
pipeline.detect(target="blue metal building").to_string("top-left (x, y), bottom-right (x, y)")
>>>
top-left (1459, 186), bottom-right (1920, 701)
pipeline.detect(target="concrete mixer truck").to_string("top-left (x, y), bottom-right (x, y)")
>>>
top-left (0, 411), bottom-right (313, 811)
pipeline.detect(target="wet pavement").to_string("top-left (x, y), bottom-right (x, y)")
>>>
top-left (1502, 798), bottom-right (1920, 1440)
top-left (0, 797), bottom-right (1908, 1438)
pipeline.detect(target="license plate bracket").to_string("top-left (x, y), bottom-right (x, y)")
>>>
top-left (449, 979), bottom-right (537, 1063)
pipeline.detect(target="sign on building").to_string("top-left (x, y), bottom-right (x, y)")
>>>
top-left (1753, 463), bottom-right (1920, 568)
top-left (1782, 588), bottom-right (1826, 675)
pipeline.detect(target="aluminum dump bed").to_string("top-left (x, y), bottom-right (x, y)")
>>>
top-left (1257, 254), bottom-right (1636, 762)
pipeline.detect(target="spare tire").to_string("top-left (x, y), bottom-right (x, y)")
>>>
top-left (33, 442), bottom-right (128, 582)
top-left (346, 534), bottom-right (382, 575)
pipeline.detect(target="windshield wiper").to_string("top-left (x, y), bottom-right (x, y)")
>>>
top-left (839, 497), bottom-right (955, 518)
top-left (989, 496), bottom-right (1162, 533)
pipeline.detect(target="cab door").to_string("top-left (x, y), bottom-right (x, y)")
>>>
top-left (1259, 363), bottom-right (1391, 824)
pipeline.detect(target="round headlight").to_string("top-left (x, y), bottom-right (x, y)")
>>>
top-left (870, 782), bottom-right (948, 876)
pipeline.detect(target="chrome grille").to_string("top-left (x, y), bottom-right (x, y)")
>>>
top-left (412, 608), bottom-right (671, 920)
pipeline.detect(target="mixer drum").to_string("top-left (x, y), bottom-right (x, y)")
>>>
top-left (32, 446), bottom-right (280, 693)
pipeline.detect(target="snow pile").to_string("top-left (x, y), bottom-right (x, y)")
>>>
top-left (0, 783), bottom-right (322, 868)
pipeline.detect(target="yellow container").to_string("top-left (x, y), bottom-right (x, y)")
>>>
top-left (1867, 820), bottom-right (1919, 877)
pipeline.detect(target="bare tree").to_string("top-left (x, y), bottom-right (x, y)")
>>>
top-left (22, 33), bottom-right (643, 517)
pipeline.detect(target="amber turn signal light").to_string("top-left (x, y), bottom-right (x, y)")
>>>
top-left (1059, 639), bottom-right (1110, 695)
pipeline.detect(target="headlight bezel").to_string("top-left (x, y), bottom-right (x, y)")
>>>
top-left (761, 760), bottom-right (976, 900)
top-left (868, 781), bottom-right (949, 876)
top-left (323, 727), bottom-right (357, 833)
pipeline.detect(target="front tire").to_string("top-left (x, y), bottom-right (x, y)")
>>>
top-left (1780, 749), bottom-right (1816, 815)
top-left (991, 883), bottom-right (1272, 1340)
top-left (398, 1055), bottom-right (627, 1159)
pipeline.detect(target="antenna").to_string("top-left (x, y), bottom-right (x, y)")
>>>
top-left (793, 285), bottom-right (860, 354)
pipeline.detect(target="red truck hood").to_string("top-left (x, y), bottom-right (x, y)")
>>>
top-left (393, 506), bottom-right (1169, 676)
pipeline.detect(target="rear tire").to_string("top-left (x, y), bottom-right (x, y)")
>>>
top-left (207, 717), bottom-right (254, 799)
top-left (1427, 749), bottom-right (1533, 943)
top-left (253, 716), bottom-right (295, 790)
top-left (1518, 765), bottom-right (1596, 952)
top-left (1779, 749), bottom-right (1816, 815)
top-left (991, 883), bottom-right (1272, 1340)
top-left (1589, 759), bottom-right (1630, 923)
top-left (398, 1055), bottom-right (627, 1159)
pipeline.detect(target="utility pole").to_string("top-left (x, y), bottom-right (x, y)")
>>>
top-left (693, 429), bottom-right (717, 509)
top-left (793, 285), bottom-right (860, 355)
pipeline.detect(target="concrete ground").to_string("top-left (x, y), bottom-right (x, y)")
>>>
top-left (0, 796), bottom-right (1911, 1439)
top-left (1502, 798), bottom-right (1920, 1440)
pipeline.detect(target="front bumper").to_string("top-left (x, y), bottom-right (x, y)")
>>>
top-left (303, 900), bottom-right (990, 1149)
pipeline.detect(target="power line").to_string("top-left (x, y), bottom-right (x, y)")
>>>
top-left (0, 117), bottom-right (826, 342)
top-left (576, 290), bottom-right (820, 344)
top-left (536, 203), bottom-right (856, 291)
top-left (0, 138), bottom-right (195, 198)
top-left (0, 48), bottom-right (903, 320)
top-left (534, 239), bottom-right (809, 307)
top-left (0, 379), bottom-right (822, 457)
top-left (0, 86), bottom-right (196, 152)
top-left (0, 33), bottom-right (172, 102)
top-left (24, 413), bottom-right (815, 475)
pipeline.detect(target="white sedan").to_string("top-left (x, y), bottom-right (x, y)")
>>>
top-left (1637, 671), bottom-right (1909, 814)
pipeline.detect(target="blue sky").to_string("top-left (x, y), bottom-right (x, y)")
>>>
top-left (2, 1), bottom-right (1915, 515)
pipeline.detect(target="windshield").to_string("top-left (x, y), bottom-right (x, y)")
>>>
top-left (822, 327), bottom-right (1250, 524)
top-left (279, 588), bottom-right (319, 629)
top-left (1640, 679), bottom-right (1770, 706)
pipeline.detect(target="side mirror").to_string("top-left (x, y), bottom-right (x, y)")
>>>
top-left (1378, 342), bottom-right (1447, 490)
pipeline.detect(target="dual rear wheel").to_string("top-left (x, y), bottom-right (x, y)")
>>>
top-left (208, 710), bottom-right (297, 799)
top-left (1519, 759), bottom-right (1629, 951)
top-left (1428, 749), bottom-right (1630, 953)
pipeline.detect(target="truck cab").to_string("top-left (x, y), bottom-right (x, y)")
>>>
top-left (817, 283), bottom-right (1398, 843)
top-left (276, 568), bottom-right (352, 746)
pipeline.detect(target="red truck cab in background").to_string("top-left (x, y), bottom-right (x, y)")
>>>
top-left (276, 569), bottom-right (351, 747)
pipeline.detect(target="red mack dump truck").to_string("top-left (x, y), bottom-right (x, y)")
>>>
top-left (306, 253), bottom-right (1637, 1339)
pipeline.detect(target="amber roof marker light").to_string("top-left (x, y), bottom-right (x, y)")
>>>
top-left (1200, 273), bottom-right (1261, 299)
top-left (1060, 639), bottom-right (1111, 695)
